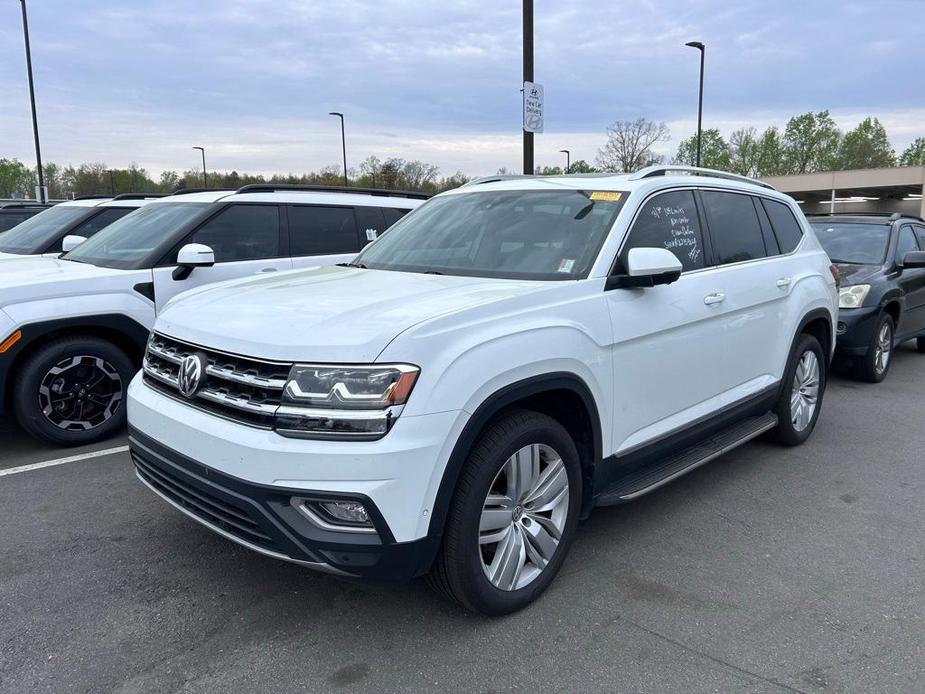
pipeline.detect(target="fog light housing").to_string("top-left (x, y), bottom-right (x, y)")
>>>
top-left (292, 497), bottom-right (377, 534)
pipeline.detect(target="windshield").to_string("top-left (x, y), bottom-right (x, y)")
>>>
top-left (0, 206), bottom-right (91, 254)
top-left (355, 189), bottom-right (627, 280)
top-left (810, 222), bottom-right (891, 265)
top-left (65, 202), bottom-right (208, 269)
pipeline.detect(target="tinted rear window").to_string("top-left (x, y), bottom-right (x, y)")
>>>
top-left (762, 199), bottom-right (804, 253)
top-left (701, 191), bottom-right (766, 265)
top-left (289, 205), bottom-right (359, 256)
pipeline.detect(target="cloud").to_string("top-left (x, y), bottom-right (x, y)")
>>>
top-left (0, 0), bottom-right (922, 176)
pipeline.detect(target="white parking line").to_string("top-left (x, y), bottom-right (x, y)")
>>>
top-left (0, 445), bottom-right (129, 477)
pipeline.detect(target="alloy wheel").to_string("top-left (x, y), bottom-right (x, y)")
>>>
top-left (38, 355), bottom-right (124, 431)
top-left (874, 322), bottom-right (892, 375)
top-left (790, 350), bottom-right (820, 432)
top-left (478, 443), bottom-right (570, 591)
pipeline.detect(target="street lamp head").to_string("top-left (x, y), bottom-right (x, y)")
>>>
top-left (192, 146), bottom-right (204, 152)
top-left (685, 41), bottom-right (704, 50)
top-left (559, 149), bottom-right (570, 154)
top-left (328, 112), bottom-right (343, 118)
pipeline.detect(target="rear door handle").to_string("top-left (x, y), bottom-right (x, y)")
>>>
top-left (259, 267), bottom-right (278, 273)
top-left (704, 292), bottom-right (726, 305)
top-left (776, 277), bottom-right (792, 288)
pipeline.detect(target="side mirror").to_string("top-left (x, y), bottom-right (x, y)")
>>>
top-left (901, 251), bottom-right (925, 269)
top-left (607, 247), bottom-right (683, 289)
top-left (172, 243), bottom-right (215, 280)
top-left (61, 235), bottom-right (88, 253)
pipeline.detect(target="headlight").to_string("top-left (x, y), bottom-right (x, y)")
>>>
top-left (275, 364), bottom-right (419, 440)
top-left (839, 285), bottom-right (871, 309)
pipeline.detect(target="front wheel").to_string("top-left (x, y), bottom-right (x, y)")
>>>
top-left (13, 336), bottom-right (135, 446)
top-left (428, 410), bottom-right (581, 615)
top-left (772, 333), bottom-right (826, 446)
top-left (855, 314), bottom-right (894, 383)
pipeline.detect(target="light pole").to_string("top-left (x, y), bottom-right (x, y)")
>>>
top-left (19, 0), bottom-right (45, 203)
top-left (685, 41), bottom-right (705, 168)
top-left (192, 146), bottom-right (207, 187)
top-left (108, 169), bottom-right (115, 195)
top-left (523, 0), bottom-right (534, 175)
top-left (559, 149), bottom-right (571, 174)
top-left (328, 112), bottom-right (348, 187)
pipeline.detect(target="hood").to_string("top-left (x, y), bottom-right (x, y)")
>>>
top-left (156, 265), bottom-right (545, 362)
top-left (0, 251), bottom-right (33, 261)
top-left (834, 263), bottom-right (882, 286)
top-left (0, 257), bottom-right (132, 307)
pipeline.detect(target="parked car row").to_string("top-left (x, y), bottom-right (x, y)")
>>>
top-left (2, 166), bottom-right (921, 614)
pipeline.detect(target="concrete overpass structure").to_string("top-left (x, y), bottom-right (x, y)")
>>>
top-left (761, 166), bottom-right (925, 218)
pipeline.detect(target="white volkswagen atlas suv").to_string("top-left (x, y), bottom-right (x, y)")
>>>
top-left (0, 185), bottom-right (424, 446)
top-left (128, 167), bottom-right (839, 615)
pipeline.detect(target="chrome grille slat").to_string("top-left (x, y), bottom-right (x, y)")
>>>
top-left (143, 333), bottom-right (293, 427)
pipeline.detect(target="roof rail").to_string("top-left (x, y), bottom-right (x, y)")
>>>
top-left (0, 202), bottom-right (50, 209)
top-left (170, 187), bottom-right (229, 195)
top-left (233, 183), bottom-right (431, 200)
top-left (807, 212), bottom-right (925, 223)
top-left (111, 193), bottom-right (168, 201)
top-left (628, 165), bottom-right (776, 191)
top-left (73, 195), bottom-right (112, 201)
top-left (462, 174), bottom-right (531, 187)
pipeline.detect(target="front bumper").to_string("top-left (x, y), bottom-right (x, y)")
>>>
top-left (127, 373), bottom-right (466, 580)
top-left (835, 305), bottom-right (881, 356)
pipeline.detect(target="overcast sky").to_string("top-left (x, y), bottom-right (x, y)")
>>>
top-left (1, 0), bottom-right (923, 178)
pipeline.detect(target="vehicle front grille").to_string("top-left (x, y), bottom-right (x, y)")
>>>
top-left (142, 332), bottom-right (292, 428)
top-left (132, 447), bottom-right (279, 551)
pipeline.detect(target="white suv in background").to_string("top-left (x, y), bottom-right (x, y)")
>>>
top-left (0, 185), bottom-right (425, 445)
top-left (0, 194), bottom-right (166, 259)
top-left (128, 167), bottom-right (838, 615)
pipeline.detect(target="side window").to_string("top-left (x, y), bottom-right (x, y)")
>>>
top-left (188, 204), bottom-right (280, 262)
top-left (753, 199), bottom-right (781, 256)
top-left (382, 207), bottom-right (409, 227)
top-left (896, 226), bottom-right (920, 263)
top-left (914, 225), bottom-right (925, 250)
top-left (701, 190), bottom-right (767, 265)
top-left (623, 190), bottom-right (705, 272)
top-left (354, 206), bottom-right (386, 244)
top-left (761, 199), bottom-right (804, 254)
top-left (70, 207), bottom-right (133, 239)
top-left (288, 205), bottom-right (359, 256)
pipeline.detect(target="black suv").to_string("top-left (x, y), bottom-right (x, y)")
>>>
top-left (0, 202), bottom-right (53, 232)
top-left (808, 213), bottom-right (925, 382)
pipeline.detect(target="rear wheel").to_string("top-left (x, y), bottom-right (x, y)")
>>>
top-left (13, 336), bottom-right (135, 446)
top-left (772, 333), bottom-right (825, 446)
top-left (855, 314), bottom-right (894, 383)
top-left (428, 410), bottom-right (581, 615)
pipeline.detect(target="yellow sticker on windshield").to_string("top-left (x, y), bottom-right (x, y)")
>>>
top-left (589, 191), bottom-right (622, 201)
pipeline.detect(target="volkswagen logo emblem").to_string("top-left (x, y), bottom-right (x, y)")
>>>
top-left (177, 353), bottom-right (204, 398)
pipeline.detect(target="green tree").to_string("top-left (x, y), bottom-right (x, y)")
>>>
top-left (782, 111), bottom-right (841, 174)
top-left (674, 128), bottom-right (731, 170)
top-left (596, 118), bottom-right (669, 172)
top-left (568, 160), bottom-right (598, 173)
top-left (899, 137), bottom-right (925, 166)
top-left (728, 128), bottom-right (760, 177)
top-left (755, 127), bottom-right (787, 176)
top-left (836, 117), bottom-right (896, 170)
top-left (0, 158), bottom-right (35, 198)
top-left (436, 171), bottom-right (469, 191)
top-left (537, 165), bottom-right (563, 175)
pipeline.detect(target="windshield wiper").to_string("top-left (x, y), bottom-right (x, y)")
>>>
top-left (337, 261), bottom-right (367, 269)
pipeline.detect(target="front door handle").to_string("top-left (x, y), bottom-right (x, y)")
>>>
top-left (776, 277), bottom-right (792, 288)
top-left (258, 267), bottom-right (278, 273)
top-left (704, 292), bottom-right (726, 305)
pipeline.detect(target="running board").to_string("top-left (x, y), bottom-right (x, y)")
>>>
top-left (595, 412), bottom-right (778, 505)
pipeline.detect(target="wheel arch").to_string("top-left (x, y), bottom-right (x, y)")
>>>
top-left (0, 314), bottom-right (148, 413)
top-left (795, 307), bottom-right (834, 363)
top-left (423, 372), bottom-right (602, 560)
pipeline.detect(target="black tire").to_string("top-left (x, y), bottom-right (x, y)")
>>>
top-left (855, 313), bottom-right (894, 383)
top-left (428, 409), bottom-right (582, 616)
top-left (772, 333), bottom-right (826, 446)
top-left (13, 336), bottom-right (135, 446)
top-left (917, 336), bottom-right (925, 354)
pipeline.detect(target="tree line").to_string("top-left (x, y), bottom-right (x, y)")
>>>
top-left (0, 156), bottom-right (471, 200)
top-left (597, 112), bottom-right (925, 176)
top-left (2, 111), bottom-right (924, 199)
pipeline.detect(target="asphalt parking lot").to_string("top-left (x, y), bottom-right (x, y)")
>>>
top-left (2, 347), bottom-right (924, 694)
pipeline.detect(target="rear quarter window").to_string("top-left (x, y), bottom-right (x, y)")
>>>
top-left (762, 199), bottom-right (804, 254)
